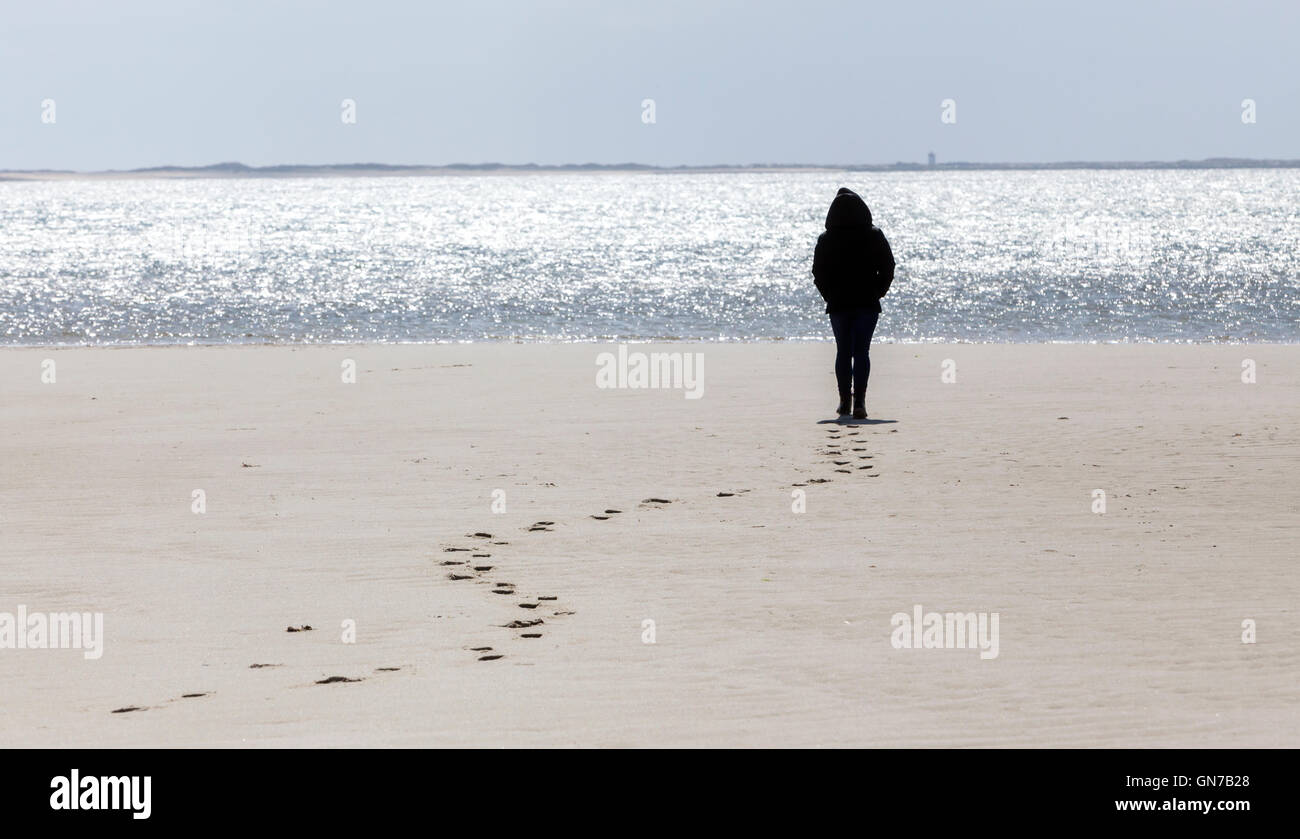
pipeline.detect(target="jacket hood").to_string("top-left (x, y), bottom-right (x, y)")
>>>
top-left (825, 187), bottom-right (872, 229)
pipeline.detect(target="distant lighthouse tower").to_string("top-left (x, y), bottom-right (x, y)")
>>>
top-left (928, 151), bottom-right (936, 167)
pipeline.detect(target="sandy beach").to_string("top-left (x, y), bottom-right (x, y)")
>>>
top-left (0, 342), bottom-right (1296, 747)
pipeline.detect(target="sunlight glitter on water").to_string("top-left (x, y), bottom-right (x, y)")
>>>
top-left (1, 170), bottom-right (1296, 344)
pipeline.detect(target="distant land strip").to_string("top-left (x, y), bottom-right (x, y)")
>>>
top-left (3, 158), bottom-right (1300, 180)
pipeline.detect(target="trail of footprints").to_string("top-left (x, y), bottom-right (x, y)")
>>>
top-left (111, 659), bottom-right (410, 711)
top-left (809, 426), bottom-right (880, 481)
top-left (113, 428), bottom-right (878, 710)
top-left (446, 424), bottom-right (882, 668)
top-left (441, 520), bottom-right (589, 662)
top-left (444, 495), bottom-right (740, 663)
top-left (116, 509), bottom-right (611, 707)
top-left (787, 425), bottom-right (884, 488)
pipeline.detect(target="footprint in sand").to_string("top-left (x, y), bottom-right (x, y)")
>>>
top-left (591, 515), bottom-right (610, 520)
top-left (478, 655), bottom-right (503, 661)
top-left (520, 633), bottom-right (543, 638)
top-left (375, 667), bottom-right (401, 672)
top-left (249, 663), bottom-right (281, 669)
top-left (440, 521), bottom-right (575, 649)
top-left (286, 625), bottom-right (313, 632)
top-left (315, 676), bottom-right (362, 684)
top-left (858, 465), bottom-right (873, 470)
top-left (833, 460), bottom-right (851, 465)
top-left (605, 509), bottom-right (622, 514)
top-left (835, 469), bottom-right (851, 474)
top-left (806, 478), bottom-right (832, 484)
top-left (643, 498), bottom-right (672, 504)
top-left (717, 492), bottom-right (735, 497)
top-left (111, 706), bottom-right (145, 714)
top-left (443, 547), bottom-right (471, 553)
top-left (180, 692), bottom-right (209, 699)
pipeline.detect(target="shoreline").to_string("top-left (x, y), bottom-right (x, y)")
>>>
top-left (3, 338), bottom-right (1298, 350)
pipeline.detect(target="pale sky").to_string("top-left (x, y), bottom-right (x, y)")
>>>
top-left (2, 0), bottom-right (1296, 170)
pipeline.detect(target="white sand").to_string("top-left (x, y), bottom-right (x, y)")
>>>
top-left (0, 343), bottom-right (1296, 747)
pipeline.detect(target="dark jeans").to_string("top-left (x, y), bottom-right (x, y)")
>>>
top-left (829, 308), bottom-right (879, 397)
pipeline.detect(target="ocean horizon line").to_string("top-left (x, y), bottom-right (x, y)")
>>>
top-left (4, 157), bottom-right (1300, 180)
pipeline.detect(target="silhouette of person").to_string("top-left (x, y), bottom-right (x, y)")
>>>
top-left (812, 188), bottom-right (895, 418)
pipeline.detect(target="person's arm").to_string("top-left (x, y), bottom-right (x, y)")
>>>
top-left (812, 237), bottom-right (829, 301)
top-left (875, 231), bottom-right (896, 298)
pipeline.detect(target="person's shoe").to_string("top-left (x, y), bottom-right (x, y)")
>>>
top-left (852, 393), bottom-right (867, 420)
top-left (836, 391), bottom-right (851, 416)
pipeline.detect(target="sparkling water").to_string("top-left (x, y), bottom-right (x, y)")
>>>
top-left (1, 170), bottom-right (1296, 344)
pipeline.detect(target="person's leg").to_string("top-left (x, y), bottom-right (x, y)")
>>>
top-left (851, 310), bottom-right (879, 417)
top-left (851, 309), bottom-right (879, 395)
top-left (828, 312), bottom-right (852, 412)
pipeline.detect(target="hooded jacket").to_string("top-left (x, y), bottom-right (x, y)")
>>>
top-left (812, 188), bottom-right (895, 314)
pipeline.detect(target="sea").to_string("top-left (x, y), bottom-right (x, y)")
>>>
top-left (1, 169), bottom-right (1296, 344)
